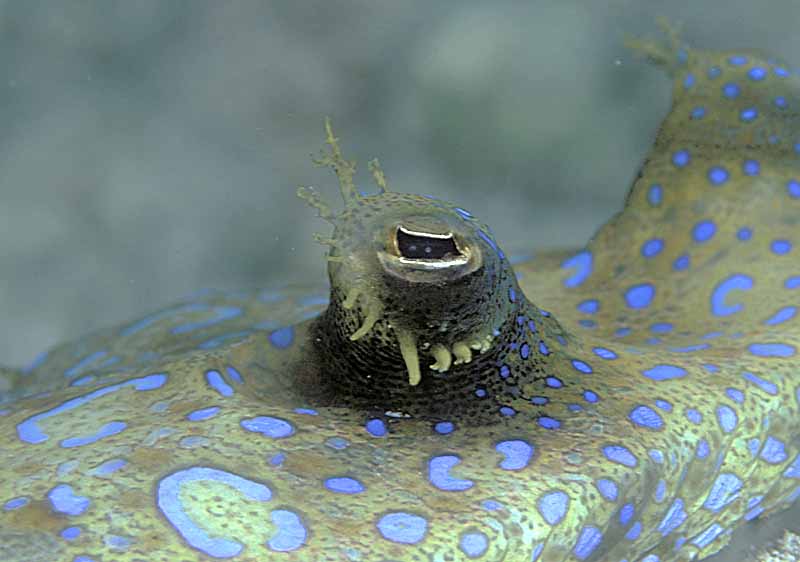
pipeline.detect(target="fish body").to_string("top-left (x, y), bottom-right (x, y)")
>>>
top-left (1, 28), bottom-right (799, 562)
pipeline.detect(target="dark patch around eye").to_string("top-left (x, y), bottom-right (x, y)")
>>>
top-left (397, 229), bottom-right (460, 260)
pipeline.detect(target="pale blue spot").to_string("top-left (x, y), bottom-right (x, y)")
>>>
top-left (64, 350), bottom-right (109, 379)
top-left (642, 238), bottom-right (665, 257)
top-left (61, 420), bottom-right (127, 448)
top-left (596, 479), bottom-right (618, 501)
top-left (625, 283), bottom-right (655, 309)
top-left (366, 418), bottom-right (387, 437)
top-left (187, 406), bottom-right (221, 422)
top-left (703, 473), bottom-right (742, 512)
top-left (3, 497), bottom-right (28, 510)
top-left (761, 436), bottom-right (788, 464)
top-left (61, 526), bottom-right (81, 540)
top-left (707, 167), bottom-right (728, 185)
top-left (574, 526), bottom-right (603, 560)
top-left (716, 405), bottom-right (738, 433)
top-left (764, 306), bottom-right (797, 326)
top-left (592, 347), bottom-right (617, 359)
top-left (324, 477), bottom-right (365, 494)
top-left (658, 498), bottom-right (687, 536)
top-left (626, 522), bottom-right (642, 540)
top-left (172, 306), bottom-right (242, 335)
top-left (748, 343), bottom-right (796, 357)
top-left (91, 458), bottom-right (127, 476)
top-left (628, 405), bottom-right (664, 429)
top-left (672, 149), bottom-right (691, 167)
top-left (692, 220), bottom-right (716, 242)
top-left (642, 364), bottom-right (687, 381)
top-left (48, 484), bottom-right (90, 516)
top-left (376, 512), bottom-right (427, 544)
top-left (269, 326), bottom-right (295, 349)
top-left (692, 523), bottom-right (725, 548)
top-left (459, 532), bottom-right (489, 557)
top-left (241, 416), bottom-right (294, 438)
top-left (538, 491), bottom-right (569, 525)
top-left (435, 421), bottom-right (454, 435)
top-left (742, 372), bottom-right (778, 395)
top-left (602, 445), bottom-right (638, 467)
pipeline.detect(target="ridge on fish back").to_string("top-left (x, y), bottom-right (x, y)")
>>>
top-left (1, 21), bottom-right (799, 562)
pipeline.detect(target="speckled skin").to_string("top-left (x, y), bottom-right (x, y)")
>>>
top-left (1, 30), bottom-right (799, 562)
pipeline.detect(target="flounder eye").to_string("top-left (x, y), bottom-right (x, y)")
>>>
top-left (396, 226), bottom-right (461, 260)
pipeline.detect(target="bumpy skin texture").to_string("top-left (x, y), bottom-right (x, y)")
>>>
top-left (1, 31), bottom-right (800, 562)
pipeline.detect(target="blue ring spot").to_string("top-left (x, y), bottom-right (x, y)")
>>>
top-left (157, 467), bottom-right (272, 558)
top-left (561, 251), bottom-right (593, 288)
top-left (748, 67), bottom-right (767, 80)
top-left (495, 439), bottom-right (534, 470)
top-left (16, 373), bottom-right (167, 444)
top-left (710, 274), bottom-right (753, 316)
top-left (428, 455), bottom-right (473, 491)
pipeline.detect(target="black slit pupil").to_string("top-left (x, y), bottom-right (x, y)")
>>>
top-left (397, 229), bottom-right (460, 259)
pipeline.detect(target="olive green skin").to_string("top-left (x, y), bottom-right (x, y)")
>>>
top-left (1, 29), bottom-right (799, 562)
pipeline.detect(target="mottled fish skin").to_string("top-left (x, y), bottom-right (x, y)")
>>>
top-left (1, 29), bottom-right (799, 562)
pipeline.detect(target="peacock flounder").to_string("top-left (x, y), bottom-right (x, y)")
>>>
top-left (1, 27), bottom-right (799, 562)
